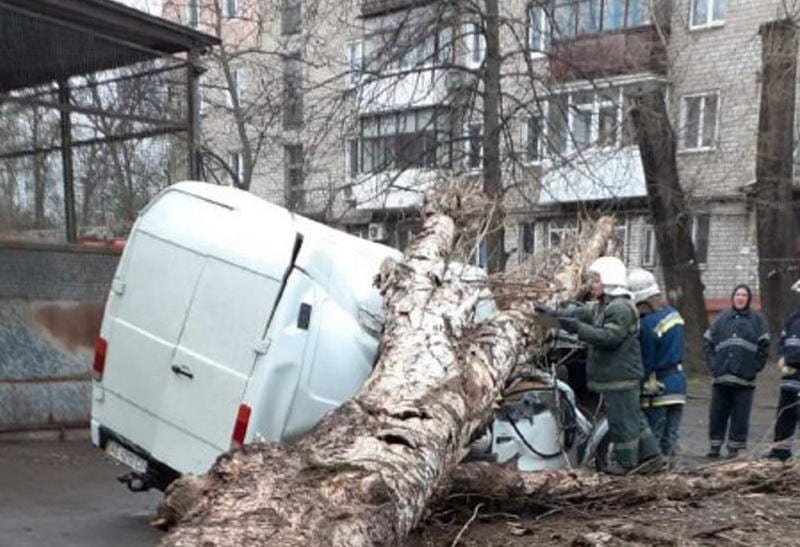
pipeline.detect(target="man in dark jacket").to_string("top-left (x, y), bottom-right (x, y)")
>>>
top-left (558, 257), bottom-right (663, 474)
top-left (704, 284), bottom-right (769, 458)
top-left (768, 281), bottom-right (800, 461)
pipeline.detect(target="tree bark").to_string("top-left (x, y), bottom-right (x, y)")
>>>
top-left (755, 20), bottom-right (798, 336)
top-left (630, 86), bottom-right (709, 375)
top-left (160, 204), bottom-right (616, 546)
top-left (446, 459), bottom-right (800, 512)
top-left (481, 0), bottom-right (506, 274)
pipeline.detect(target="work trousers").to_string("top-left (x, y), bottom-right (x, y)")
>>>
top-left (709, 384), bottom-right (754, 453)
top-left (771, 388), bottom-right (800, 459)
top-left (643, 404), bottom-right (684, 456)
top-left (604, 388), bottom-right (661, 467)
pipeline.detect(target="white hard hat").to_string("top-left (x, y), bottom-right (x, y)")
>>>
top-left (588, 256), bottom-right (628, 296)
top-left (627, 268), bottom-right (661, 304)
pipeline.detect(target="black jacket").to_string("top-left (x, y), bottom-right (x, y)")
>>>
top-left (704, 307), bottom-right (769, 387)
top-left (778, 310), bottom-right (800, 391)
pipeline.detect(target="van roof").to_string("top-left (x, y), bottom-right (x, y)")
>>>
top-left (135, 182), bottom-right (298, 280)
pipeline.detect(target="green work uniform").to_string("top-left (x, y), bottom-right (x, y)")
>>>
top-left (573, 297), bottom-right (661, 467)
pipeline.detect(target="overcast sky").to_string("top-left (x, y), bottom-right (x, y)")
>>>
top-left (117, 0), bottom-right (163, 15)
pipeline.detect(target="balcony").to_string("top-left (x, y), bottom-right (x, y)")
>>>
top-left (539, 147), bottom-right (646, 204)
top-left (549, 25), bottom-right (668, 82)
top-left (359, 0), bottom-right (437, 17)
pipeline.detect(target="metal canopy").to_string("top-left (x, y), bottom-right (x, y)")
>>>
top-left (0, 0), bottom-right (219, 93)
top-left (0, 0), bottom-right (219, 243)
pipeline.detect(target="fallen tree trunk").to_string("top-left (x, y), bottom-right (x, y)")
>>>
top-left (446, 459), bottom-right (800, 512)
top-left (160, 201), bottom-right (616, 546)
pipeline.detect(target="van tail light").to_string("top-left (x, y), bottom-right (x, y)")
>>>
top-left (92, 337), bottom-right (108, 381)
top-left (231, 403), bottom-right (252, 450)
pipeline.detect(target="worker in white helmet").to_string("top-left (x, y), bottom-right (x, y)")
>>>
top-left (555, 257), bottom-right (665, 474)
top-left (627, 268), bottom-right (687, 461)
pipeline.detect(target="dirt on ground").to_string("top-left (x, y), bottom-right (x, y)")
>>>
top-left (412, 489), bottom-right (800, 546)
top-left (409, 370), bottom-right (800, 546)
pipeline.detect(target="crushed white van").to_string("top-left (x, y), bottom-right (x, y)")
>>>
top-left (91, 182), bottom-right (400, 490)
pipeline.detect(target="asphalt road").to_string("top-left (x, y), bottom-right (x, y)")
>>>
top-left (0, 439), bottom-right (162, 547)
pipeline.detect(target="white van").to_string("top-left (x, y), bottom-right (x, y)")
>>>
top-left (90, 182), bottom-right (400, 490)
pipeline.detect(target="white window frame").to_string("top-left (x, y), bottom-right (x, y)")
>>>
top-left (464, 23), bottom-right (485, 68)
top-left (464, 122), bottom-right (483, 171)
top-left (522, 114), bottom-right (544, 164)
top-left (227, 68), bottom-right (245, 108)
top-left (528, 3), bottom-right (549, 56)
top-left (613, 218), bottom-right (629, 261)
top-left (473, 238), bottom-right (488, 268)
top-left (228, 150), bottom-right (244, 184)
top-left (679, 92), bottom-right (719, 151)
top-left (345, 137), bottom-right (359, 181)
top-left (345, 41), bottom-right (363, 88)
top-left (223, 0), bottom-right (241, 18)
top-left (547, 219), bottom-right (578, 247)
top-left (690, 213), bottom-right (710, 266)
top-left (546, 86), bottom-right (625, 156)
top-left (187, 0), bottom-right (200, 28)
top-left (642, 221), bottom-right (657, 267)
top-left (689, 0), bottom-right (725, 30)
top-left (519, 221), bottom-right (536, 255)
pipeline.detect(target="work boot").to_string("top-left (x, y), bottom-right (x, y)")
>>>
top-left (767, 448), bottom-right (792, 462)
top-left (706, 447), bottom-right (721, 459)
top-left (633, 453), bottom-right (667, 475)
top-left (602, 462), bottom-right (633, 476)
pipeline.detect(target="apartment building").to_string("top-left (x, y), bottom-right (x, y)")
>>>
top-left (164, 0), bottom-right (800, 308)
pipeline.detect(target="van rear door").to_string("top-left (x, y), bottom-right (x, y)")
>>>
top-left (95, 188), bottom-right (296, 473)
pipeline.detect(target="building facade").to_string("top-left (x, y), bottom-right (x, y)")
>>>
top-left (163, 0), bottom-right (800, 309)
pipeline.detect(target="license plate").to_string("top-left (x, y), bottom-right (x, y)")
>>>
top-left (106, 440), bottom-right (147, 474)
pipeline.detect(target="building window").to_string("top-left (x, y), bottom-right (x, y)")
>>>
top-left (520, 222), bottom-right (535, 255)
top-left (346, 138), bottom-right (359, 180)
top-left (282, 0), bottom-right (301, 35)
top-left (524, 115), bottom-right (543, 162)
top-left (285, 145), bottom-right (304, 210)
top-left (358, 108), bottom-right (451, 174)
top-left (223, 0), bottom-right (240, 18)
top-left (547, 86), bottom-right (626, 155)
top-left (528, 3), bottom-right (549, 54)
top-left (691, 214), bottom-right (710, 265)
top-left (283, 54), bottom-right (303, 127)
top-left (681, 93), bottom-right (718, 150)
top-left (227, 68), bottom-right (244, 107)
top-left (614, 219), bottom-right (628, 261)
top-left (365, 23), bottom-right (452, 74)
top-left (228, 150), bottom-right (244, 185)
top-left (552, 0), bottom-right (650, 40)
top-left (642, 221), bottom-right (657, 267)
top-left (474, 238), bottom-right (488, 268)
top-left (548, 219), bottom-right (578, 247)
top-left (345, 41), bottom-right (363, 87)
top-left (690, 0), bottom-right (725, 29)
top-left (465, 23), bottom-right (485, 66)
top-left (187, 0), bottom-right (200, 27)
top-left (465, 123), bottom-right (483, 170)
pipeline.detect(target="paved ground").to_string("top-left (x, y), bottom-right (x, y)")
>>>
top-left (0, 371), bottom-right (787, 547)
top-left (0, 438), bottom-right (163, 547)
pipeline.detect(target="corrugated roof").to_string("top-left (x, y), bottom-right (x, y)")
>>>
top-left (0, 0), bottom-right (219, 92)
